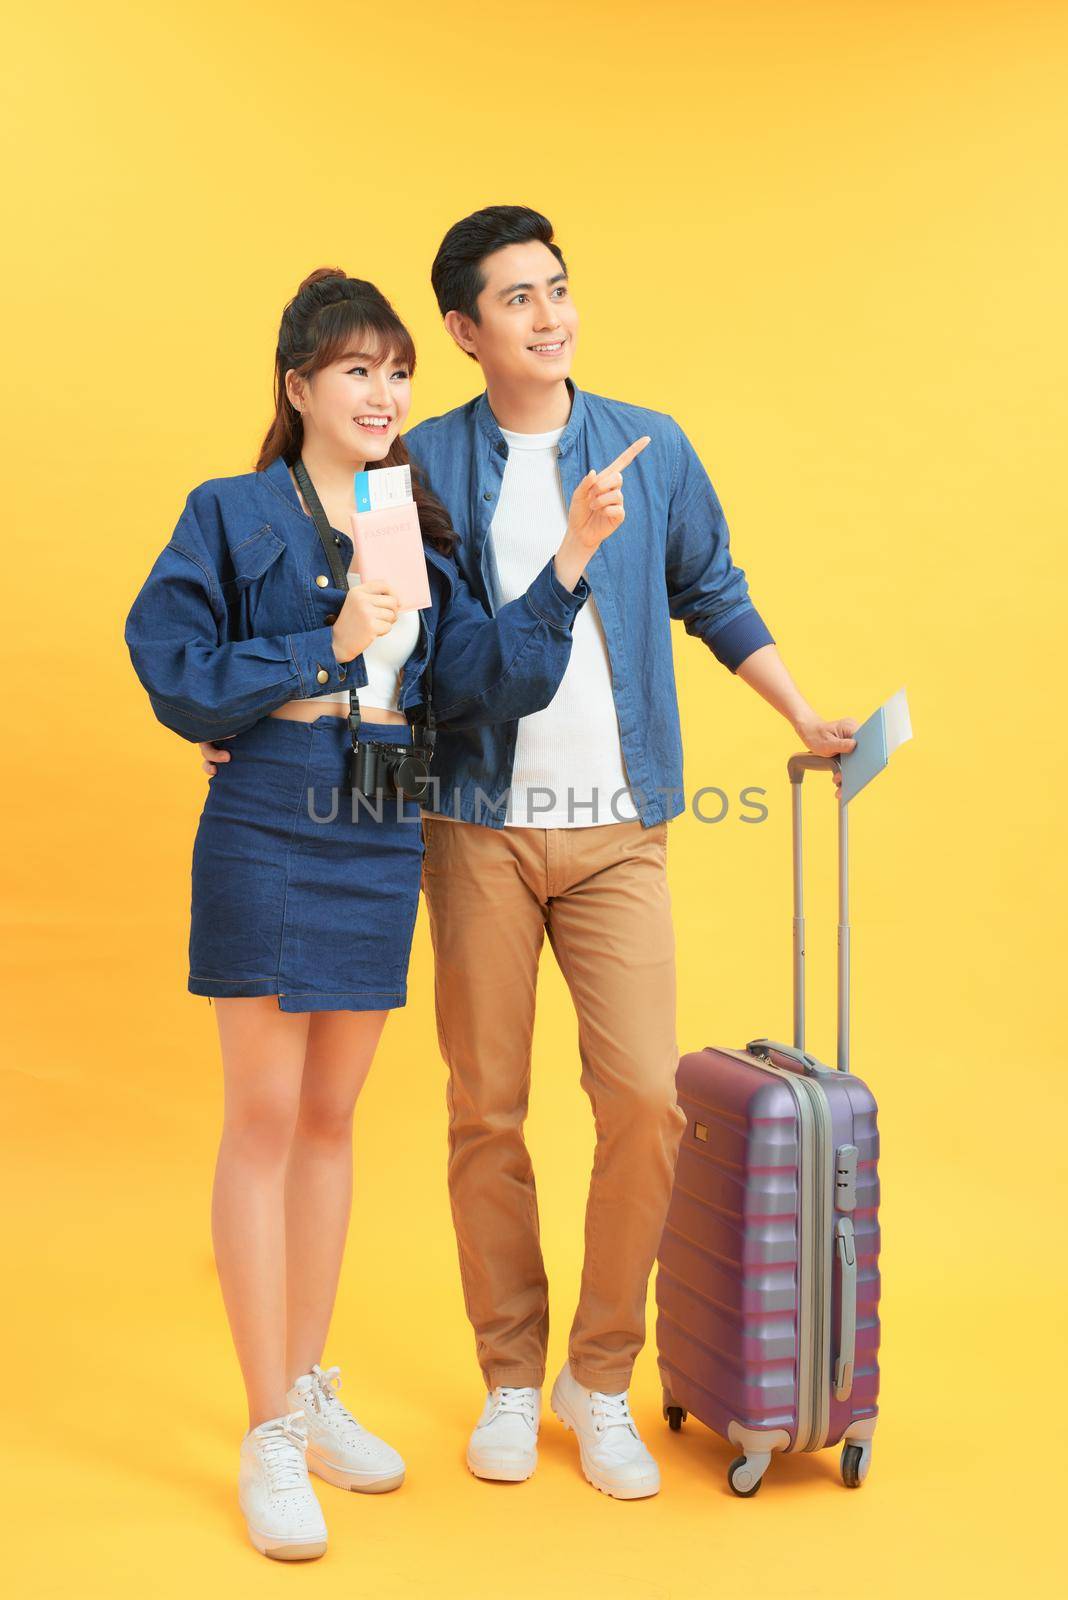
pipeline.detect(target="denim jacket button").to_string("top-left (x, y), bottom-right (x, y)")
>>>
top-left (315, 667), bottom-right (329, 685)
top-left (324, 612), bottom-right (337, 624)
top-left (315, 574), bottom-right (330, 588)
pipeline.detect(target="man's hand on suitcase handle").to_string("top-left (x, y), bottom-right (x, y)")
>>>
top-left (794, 715), bottom-right (860, 795)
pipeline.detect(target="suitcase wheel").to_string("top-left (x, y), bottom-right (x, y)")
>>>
top-left (727, 1455), bottom-right (766, 1497)
top-left (840, 1441), bottom-right (872, 1488)
top-left (661, 1387), bottom-right (687, 1431)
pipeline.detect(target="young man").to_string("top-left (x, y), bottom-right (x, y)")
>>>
top-left (408, 207), bottom-right (857, 1499)
top-left (202, 207), bottom-right (857, 1500)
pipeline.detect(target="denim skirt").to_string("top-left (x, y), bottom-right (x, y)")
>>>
top-left (188, 714), bottom-right (424, 1011)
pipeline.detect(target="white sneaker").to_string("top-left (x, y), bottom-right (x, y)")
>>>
top-left (550, 1364), bottom-right (660, 1500)
top-left (287, 1363), bottom-right (405, 1494)
top-left (238, 1411), bottom-right (328, 1560)
top-left (466, 1386), bottom-right (541, 1482)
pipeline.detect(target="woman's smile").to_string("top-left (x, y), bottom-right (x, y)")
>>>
top-left (354, 413), bottom-right (393, 438)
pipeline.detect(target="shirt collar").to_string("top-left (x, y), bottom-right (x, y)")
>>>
top-left (473, 377), bottom-right (586, 459)
top-left (261, 454), bottom-right (303, 513)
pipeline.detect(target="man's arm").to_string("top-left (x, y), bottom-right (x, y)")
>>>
top-left (664, 421), bottom-right (858, 790)
top-left (735, 644), bottom-right (858, 794)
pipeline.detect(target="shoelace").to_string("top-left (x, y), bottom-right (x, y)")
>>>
top-left (257, 1412), bottom-right (308, 1493)
top-left (589, 1390), bottom-right (638, 1437)
top-left (310, 1363), bottom-right (364, 1435)
top-left (490, 1387), bottom-right (538, 1429)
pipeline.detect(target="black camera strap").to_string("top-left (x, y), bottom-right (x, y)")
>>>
top-left (292, 457), bottom-right (435, 774)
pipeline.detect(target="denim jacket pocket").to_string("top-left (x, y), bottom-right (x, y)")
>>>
top-left (224, 525), bottom-right (286, 591)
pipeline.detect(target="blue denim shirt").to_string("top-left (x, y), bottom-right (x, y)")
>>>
top-left (405, 379), bottom-right (774, 828)
top-left (124, 454), bottom-right (588, 745)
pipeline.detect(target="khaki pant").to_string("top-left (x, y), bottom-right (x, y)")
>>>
top-left (421, 817), bottom-right (685, 1394)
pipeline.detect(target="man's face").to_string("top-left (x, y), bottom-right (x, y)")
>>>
top-left (446, 240), bottom-right (579, 388)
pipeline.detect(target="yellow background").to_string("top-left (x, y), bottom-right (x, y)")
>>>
top-left (3, 2), bottom-right (1065, 1595)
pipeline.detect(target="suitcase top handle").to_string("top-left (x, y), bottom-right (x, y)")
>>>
top-left (787, 751), bottom-right (851, 1074)
top-left (787, 752), bottom-right (840, 784)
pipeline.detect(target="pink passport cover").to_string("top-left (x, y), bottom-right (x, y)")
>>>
top-left (349, 503), bottom-right (431, 611)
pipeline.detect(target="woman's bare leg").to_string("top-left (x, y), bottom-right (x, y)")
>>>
top-left (211, 996), bottom-right (310, 1430)
top-left (284, 1009), bottom-right (389, 1384)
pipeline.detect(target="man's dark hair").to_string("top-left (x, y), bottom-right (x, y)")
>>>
top-left (430, 205), bottom-right (567, 356)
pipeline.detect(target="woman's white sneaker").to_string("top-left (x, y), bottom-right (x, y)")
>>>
top-left (238, 1411), bottom-right (328, 1560)
top-left (550, 1364), bottom-right (660, 1499)
top-left (287, 1363), bottom-right (405, 1493)
top-left (466, 1386), bottom-right (541, 1481)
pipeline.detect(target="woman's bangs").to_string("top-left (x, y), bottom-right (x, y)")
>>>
top-left (313, 304), bottom-right (416, 376)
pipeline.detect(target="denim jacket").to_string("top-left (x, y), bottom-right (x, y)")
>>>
top-left (124, 454), bottom-right (589, 745)
top-left (405, 379), bottom-right (774, 828)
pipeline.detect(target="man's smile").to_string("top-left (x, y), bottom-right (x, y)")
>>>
top-left (527, 336), bottom-right (569, 358)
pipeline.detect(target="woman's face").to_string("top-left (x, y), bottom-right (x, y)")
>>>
top-left (288, 338), bottom-right (413, 462)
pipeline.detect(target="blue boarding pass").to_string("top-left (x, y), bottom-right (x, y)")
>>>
top-left (354, 464), bottom-right (413, 513)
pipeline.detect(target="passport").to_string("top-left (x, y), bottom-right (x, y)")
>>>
top-left (838, 687), bottom-right (912, 805)
top-left (350, 467), bottom-right (431, 611)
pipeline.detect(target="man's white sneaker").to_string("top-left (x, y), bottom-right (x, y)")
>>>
top-left (286, 1363), bottom-right (405, 1493)
top-left (466, 1386), bottom-right (541, 1482)
top-left (550, 1364), bottom-right (660, 1500)
top-left (238, 1411), bottom-right (328, 1560)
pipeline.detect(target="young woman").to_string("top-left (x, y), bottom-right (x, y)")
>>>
top-left (124, 268), bottom-right (636, 1561)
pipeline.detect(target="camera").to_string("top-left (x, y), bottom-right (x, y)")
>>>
top-left (349, 739), bottom-right (433, 805)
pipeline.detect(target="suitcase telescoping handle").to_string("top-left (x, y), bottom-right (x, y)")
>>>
top-left (745, 753), bottom-right (851, 1074)
top-left (787, 753), bottom-right (850, 1073)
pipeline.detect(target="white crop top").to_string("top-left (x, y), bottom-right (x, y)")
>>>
top-left (299, 573), bottom-right (421, 714)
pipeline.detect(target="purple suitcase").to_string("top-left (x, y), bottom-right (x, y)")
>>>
top-left (656, 753), bottom-right (880, 1494)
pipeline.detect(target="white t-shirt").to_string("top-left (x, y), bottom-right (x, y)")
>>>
top-left (491, 424), bottom-right (636, 828)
